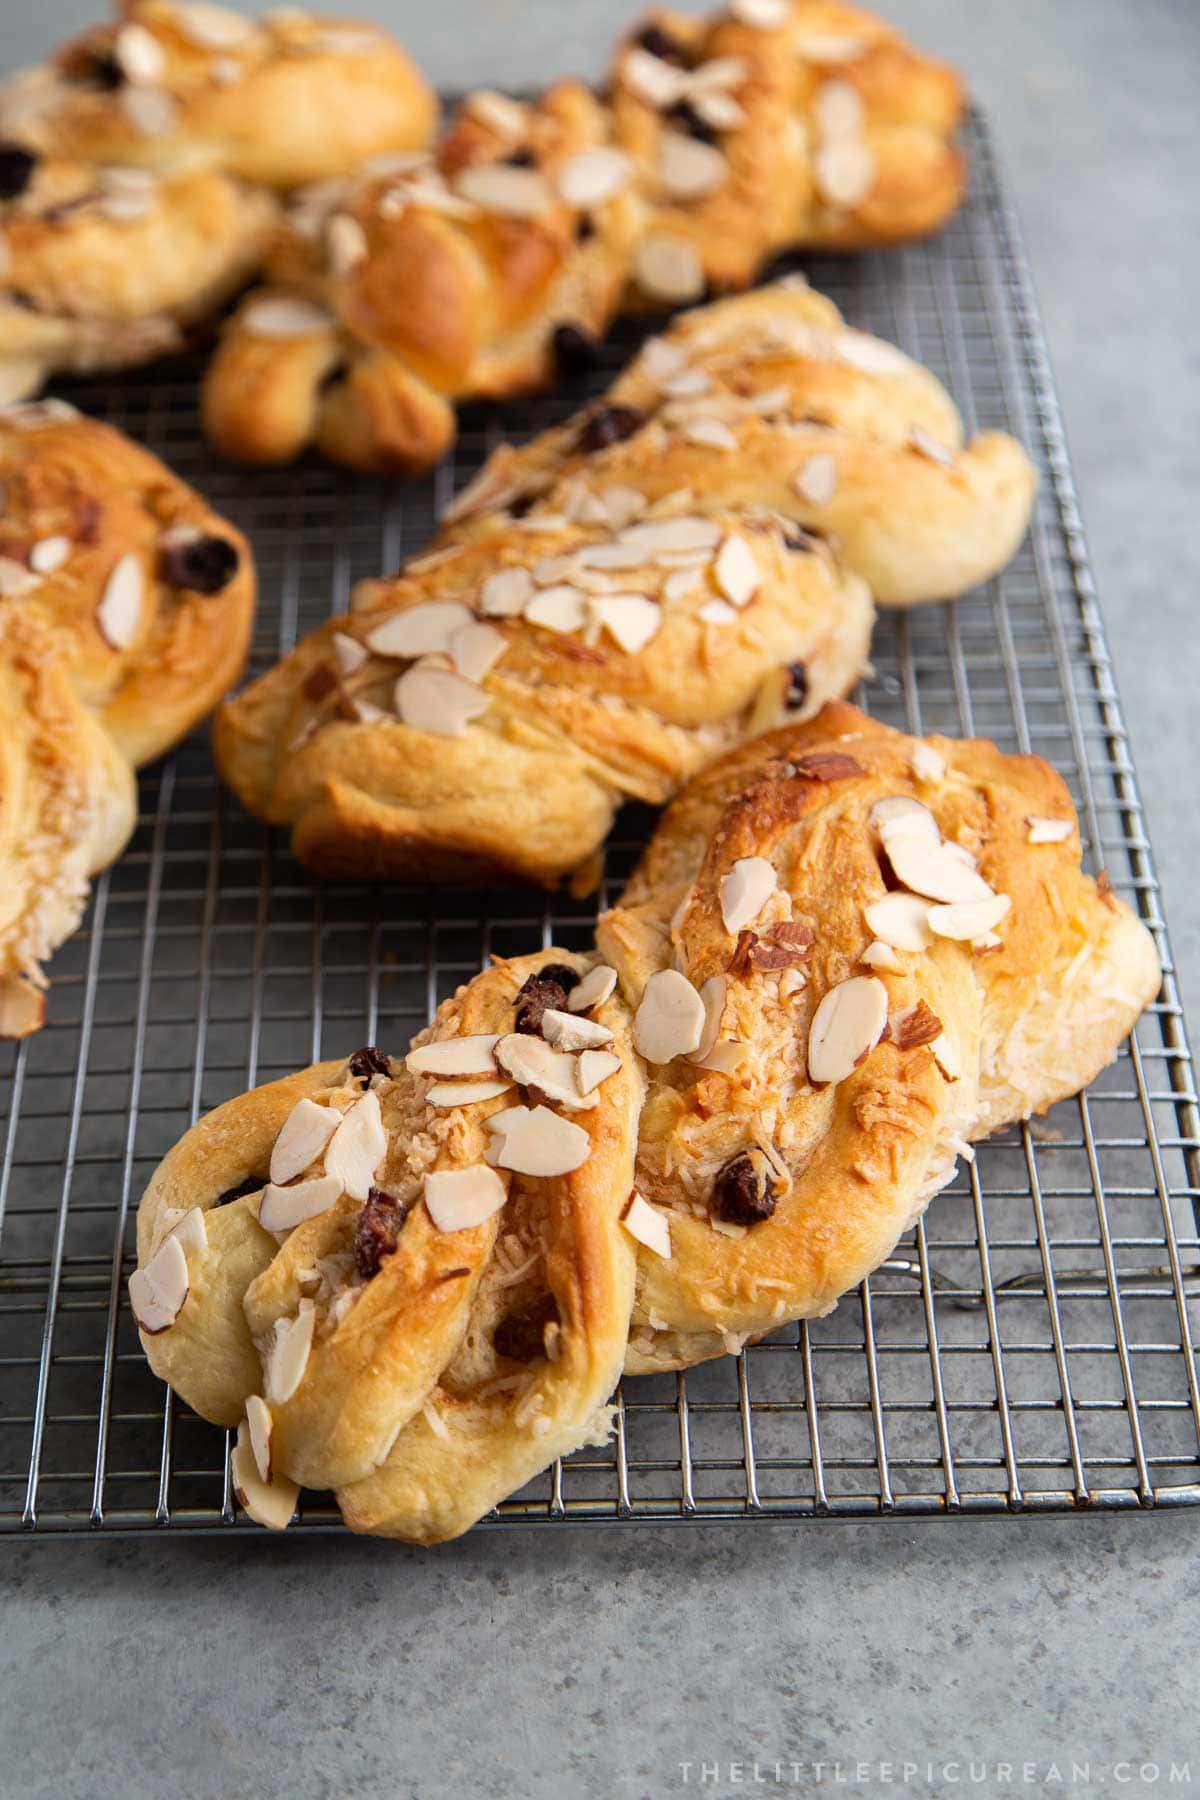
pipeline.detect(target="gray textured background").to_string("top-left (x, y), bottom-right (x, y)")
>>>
top-left (3, 3), bottom-right (1199, 1796)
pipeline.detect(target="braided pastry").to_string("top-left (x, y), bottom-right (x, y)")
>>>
top-left (0, 3), bottom-right (435, 189)
top-left (598, 702), bottom-right (1161, 1371)
top-left (443, 280), bottom-right (1037, 608)
top-left (131, 709), bottom-right (1159, 1538)
top-left (133, 951), bottom-right (642, 1541)
top-left (0, 400), bottom-right (254, 1032)
top-left (213, 489), bottom-right (873, 887)
top-left (199, 0), bottom-right (966, 473)
top-left (0, 148), bottom-right (276, 403)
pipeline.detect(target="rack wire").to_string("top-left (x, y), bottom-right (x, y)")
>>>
top-left (2, 111), bottom-right (1198, 1538)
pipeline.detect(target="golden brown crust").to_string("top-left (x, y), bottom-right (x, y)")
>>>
top-left (0, 155), bottom-right (277, 403)
top-left (600, 702), bottom-right (1160, 1372)
top-left (0, 402), bottom-right (255, 1029)
top-left (444, 282), bottom-right (1037, 608)
top-left (213, 494), bottom-right (873, 887)
top-left (0, 3), bottom-right (435, 189)
top-left (196, 0), bottom-right (967, 473)
top-left (133, 951), bottom-right (642, 1541)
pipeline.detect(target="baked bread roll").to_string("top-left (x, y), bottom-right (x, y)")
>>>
top-left (0, 148), bottom-right (276, 404)
top-left (201, 81), bottom-right (644, 471)
top-left (132, 712), bottom-right (1161, 1537)
top-left (213, 492), bottom-right (873, 887)
top-left (595, 702), bottom-right (1162, 1372)
top-left (0, 400), bottom-right (255, 1033)
top-left (0, 3), bottom-right (435, 189)
top-left (132, 951), bottom-right (643, 1542)
top-left (443, 280), bottom-right (1037, 608)
top-left (198, 0), bottom-right (966, 474)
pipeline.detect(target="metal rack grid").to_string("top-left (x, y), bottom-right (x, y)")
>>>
top-left (2, 111), bottom-right (1198, 1538)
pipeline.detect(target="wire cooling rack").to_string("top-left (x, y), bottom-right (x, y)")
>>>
top-left (2, 112), bottom-right (1198, 1538)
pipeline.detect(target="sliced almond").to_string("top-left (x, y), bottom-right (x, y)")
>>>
top-left (688, 57), bottom-right (748, 93)
top-left (423, 1163), bottom-right (508, 1231)
top-left (241, 297), bottom-right (334, 338)
top-left (128, 1234), bottom-right (188, 1335)
top-left (449, 620), bottom-right (506, 683)
top-left (115, 22), bottom-right (165, 83)
top-left (97, 554), bottom-right (143, 650)
top-left (591, 593), bottom-right (662, 654)
top-left (808, 975), bottom-right (888, 1085)
top-left (365, 601), bottom-right (474, 659)
top-left (633, 969), bottom-right (706, 1064)
top-left (541, 1009), bottom-right (614, 1052)
top-left (394, 665), bottom-right (488, 736)
top-left (814, 138), bottom-right (876, 207)
top-left (694, 1039), bottom-right (750, 1074)
top-left (659, 130), bottom-right (727, 200)
top-left (577, 1049), bottom-right (621, 1095)
top-left (231, 1420), bottom-right (298, 1531)
top-left (494, 1034), bottom-right (598, 1111)
top-left (623, 1192), bottom-right (671, 1258)
top-left (406, 1034), bottom-right (501, 1076)
top-left (931, 1033), bottom-right (961, 1080)
top-left (29, 535), bottom-right (70, 574)
top-left (245, 1394), bottom-right (273, 1484)
top-left (454, 164), bottom-right (553, 218)
top-left (662, 368), bottom-right (712, 399)
top-left (165, 1207), bottom-right (208, 1257)
top-left (730, 0), bottom-right (791, 24)
top-left (689, 974), bottom-right (727, 1062)
top-left (619, 515), bottom-right (722, 555)
top-left (719, 857), bottom-right (777, 935)
top-left (480, 566), bottom-right (534, 616)
top-left (863, 892), bottom-right (934, 953)
top-left (927, 893), bottom-right (1012, 941)
top-left (870, 795), bottom-right (939, 840)
top-left (682, 418), bottom-right (738, 451)
top-left (698, 598), bottom-right (737, 624)
top-left (326, 212), bottom-right (368, 277)
top-left (886, 837), bottom-right (995, 906)
top-left (910, 426), bottom-right (956, 468)
top-left (485, 1105), bottom-right (591, 1177)
top-left (269, 1097), bottom-right (340, 1185)
top-left (332, 631), bottom-right (368, 675)
top-left (633, 234), bottom-right (705, 304)
top-left (324, 1089), bottom-right (386, 1201)
top-left (793, 453), bottom-right (838, 505)
top-left (262, 1299), bottom-right (315, 1405)
top-left (623, 46), bottom-right (690, 110)
top-left (568, 965), bottom-right (617, 1013)
top-left (714, 534), bottom-right (760, 608)
top-left (1027, 816), bottom-right (1073, 845)
top-left (524, 584), bottom-right (588, 633)
top-left (557, 146), bottom-right (633, 209)
top-left (465, 89), bottom-right (527, 138)
top-left (911, 742), bottom-right (946, 784)
top-left (860, 940), bottom-right (902, 972)
top-left (794, 33), bottom-right (867, 62)
top-left (258, 1174), bottom-right (342, 1234)
top-left (692, 88), bottom-right (746, 131)
top-left (425, 1077), bottom-right (514, 1109)
top-left (815, 80), bottom-right (864, 138)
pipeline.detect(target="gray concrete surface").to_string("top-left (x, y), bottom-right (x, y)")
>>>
top-left (2, 3), bottom-right (1199, 1797)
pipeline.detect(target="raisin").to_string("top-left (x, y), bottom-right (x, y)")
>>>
top-left (635, 23), bottom-right (690, 65)
top-left (576, 404), bottom-right (644, 454)
top-left (576, 212), bottom-right (596, 243)
top-left (505, 147), bottom-right (537, 168)
top-left (302, 662), bottom-right (337, 703)
top-left (494, 1293), bottom-right (559, 1362)
top-left (784, 661), bottom-right (809, 709)
top-left (507, 493), bottom-right (535, 519)
top-left (74, 50), bottom-right (124, 89)
top-left (553, 323), bottom-right (601, 378)
top-left (712, 1152), bottom-right (776, 1226)
top-left (668, 100), bottom-right (717, 143)
top-left (161, 534), bottom-right (239, 595)
top-left (354, 1188), bottom-right (410, 1279)
top-left (514, 964), bottom-right (578, 1034)
top-left (782, 524), bottom-right (822, 553)
top-left (214, 1175), bottom-right (267, 1208)
top-left (0, 145), bottom-right (36, 202)
top-left (348, 1045), bottom-right (390, 1082)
